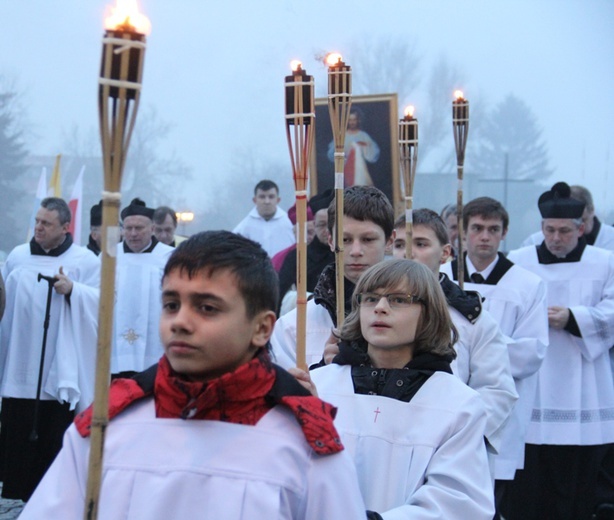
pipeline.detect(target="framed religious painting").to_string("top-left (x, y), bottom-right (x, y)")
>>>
top-left (309, 93), bottom-right (400, 205)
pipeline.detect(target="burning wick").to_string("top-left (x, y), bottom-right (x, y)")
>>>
top-left (454, 90), bottom-right (465, 101)
top-left (404, 105), bottom-right (416, 119)
top-left (290, 60), bottom-right (303, 72)
top-left (326, 52), bottom-right (343, 67)
top-left (105, 0), bottom-right (151, 34)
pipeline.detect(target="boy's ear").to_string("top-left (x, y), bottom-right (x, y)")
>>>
top-left (328, 233), bottom-right (334, 253)
top-left (440, 244), bottom-right (452, 265)
top-left (251, 310), bottom-right (276, 348)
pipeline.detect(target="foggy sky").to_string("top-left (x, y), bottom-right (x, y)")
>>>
top-left (1, 0), bottom-right (613, 224)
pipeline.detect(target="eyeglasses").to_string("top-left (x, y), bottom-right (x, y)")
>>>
top-left (357, 292), bottom-right (423, 308)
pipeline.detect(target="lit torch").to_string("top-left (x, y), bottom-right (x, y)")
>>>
top-left (85, 1), bottom-right (149, 518)
top-left (399, 105), bottom-right (419, 258)
top-left (326, 52), bottom-right (351, 327)
top-left (452, 90), bottom-right (469, 289)
top-left (285, 60), bottom-right (314, 370)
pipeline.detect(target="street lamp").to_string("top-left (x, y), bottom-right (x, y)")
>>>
top-left (176, 211), bottom-right (194, 236)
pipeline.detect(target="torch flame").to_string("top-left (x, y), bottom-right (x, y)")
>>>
top-left (404, 105), bottom-right (415, 118)
top-left (104, 0), bottom-right (151, 35)
top-left (325, 52), bottom-right (343, 67)
top-left (290, 60), bottom-right (303, 72)
top-left (454, 90), bottom-right (465, 101)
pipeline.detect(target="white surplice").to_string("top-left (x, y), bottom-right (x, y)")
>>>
top-left (442, 259), bottom-right (549, 478)
top-left (233, 207), bottom-right (296, 258)
top-left (20, 399), bottom-right (366, 520)
top-left (312, 364), bottom-right (495, 519)
top-left (507, 244), bottom-right (614, 445)
top-left (271, 299), bottom-right (333, 369)
top-left (111, 242), bottom-right (173, 374)
top-left (0, 243), bottom-right (100, 411)
top-left (448, 306), bottom-right (518, 464)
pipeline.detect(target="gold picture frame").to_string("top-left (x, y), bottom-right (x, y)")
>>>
top-left (310, 93), bottom-right (400, 205)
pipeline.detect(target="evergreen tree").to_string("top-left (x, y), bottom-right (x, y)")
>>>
top-left (472, 94), bottom-right (552, 181)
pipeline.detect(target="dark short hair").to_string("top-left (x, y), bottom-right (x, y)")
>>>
top-left (327, 185), bottom-right (394, 239)
top-left (41, 197), bottom-right (71, 225)
top-left (463, 197), bottom-right (509, 232)
top-left (153, 206), bottom-right (178, 226)
top-left (340, 259), bottom-right (457, 358)
top-left (395, 208), bottom-right (449, 246)
top-left (163, 231), bottom-right (279, 318)
top-left (254, 180), bottom-right (279, 195)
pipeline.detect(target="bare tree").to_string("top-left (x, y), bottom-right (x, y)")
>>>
top-left (121, 106), bottom-right (193, 208)
top-left (349, 36), bottom-right (423, 104)
top-left (420, 55), bottom-right (471, 171)
top-left (0, 76), bottom-right (30, 250)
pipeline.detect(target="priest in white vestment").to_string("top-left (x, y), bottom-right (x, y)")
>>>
top-left (504, 182), bottom-right (614, 520)
top-left (0, 197), bottom-right (100, 501)
top-left (112, 198), bottom-right (173, 377)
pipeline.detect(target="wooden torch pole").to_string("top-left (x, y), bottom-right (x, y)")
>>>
top-left (398, 106), bottom-right (418, 259)
top-left (452, 91), bottom-right (469, 290)
top-left (326, 53), bottom-right (351, 328)
top-left (84, 19), bottom-right (146, 520)
top-left (284, 61), bottom-right (315, 370)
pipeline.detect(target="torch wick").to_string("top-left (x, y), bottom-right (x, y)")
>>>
top-left (117, 17), bottom-right (136, 32)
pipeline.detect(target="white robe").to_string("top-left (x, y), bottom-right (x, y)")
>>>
top-left (111, 242), bottom-right (173, 374)
top-left (0, 243), bottom-right (99, 411)
top-left (233, 207), bottom-right (296, 258)
top-left (507, 244), bottom-right (614, 445)
top-left (312, 364), bottom-right (494, 519)
top-left (20, 398), bottom-right (366, 520)
top-left (448, 306), bottom-right (518, 463)
top-left (271, 299), bottom-right (333, 369)
top-left (271, 298), bottom-right (517, 458)
top-left (442, 260), bottom-right (549, 478)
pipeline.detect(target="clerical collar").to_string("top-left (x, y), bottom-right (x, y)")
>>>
top-left (466, 254), bottom-right (498, 281)
top-left (450, 252), bottom-right (513, 285)
top-left (30, 234), bottom-right (73, 257)
top-left (123, 236), bottom-right (158, 254)
top-left (584, 217), bottom-right (601, 246)
top-left (537, 236), bottom-right (587, 264)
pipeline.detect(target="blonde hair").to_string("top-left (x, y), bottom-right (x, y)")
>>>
top-left (339, 259), bottom-right (457, 358)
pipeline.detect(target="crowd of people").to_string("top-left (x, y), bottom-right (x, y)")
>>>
top-left (0, 178), bottom-right (612, 519)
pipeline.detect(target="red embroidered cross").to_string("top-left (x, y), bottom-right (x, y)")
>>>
top-left (374, 407), bottom-right (381, 423)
